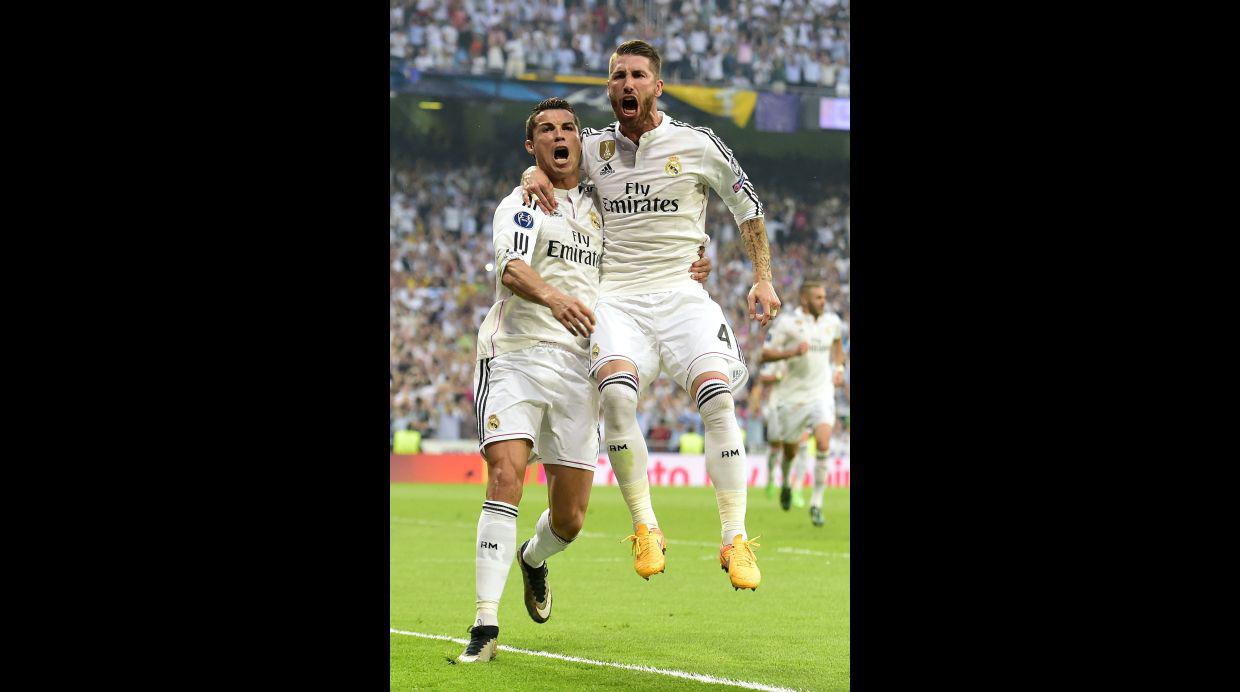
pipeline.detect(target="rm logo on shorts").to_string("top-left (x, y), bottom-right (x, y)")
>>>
top-left (487, 415), bottom-right (500, 431)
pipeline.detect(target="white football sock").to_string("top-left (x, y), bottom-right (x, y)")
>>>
top-left (474, 500), bottom-right (517, 628)
top-left (791, 443), bottom-right (808, 493)
top-left (600, 372), bottom-right (658, 529)
top-left (522, 508), bottom-right (573, 568)
top-left (697, 378), bottom-right (747, 544)
top-left (811, 451), bottom-right (830, 508)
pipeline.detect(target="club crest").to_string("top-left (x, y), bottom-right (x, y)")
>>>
top-left (591, 344), bottom-right (600, 359)
top-left (588, 210), bottom-right (601, 230)
top-left (665, 155), bottom-right (682, 176)
top-left (599, 140), bottom-right (615, 161)
top-left (487, 415), bottom-right (500, 431)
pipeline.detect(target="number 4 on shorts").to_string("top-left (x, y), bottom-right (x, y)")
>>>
top-left (718, 323), bottom-right (742, 361)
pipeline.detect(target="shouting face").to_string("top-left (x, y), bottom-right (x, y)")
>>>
top-left (608, 54), bottom-right (663, 132)
top-left (524, 108), bottom-right (581, 184)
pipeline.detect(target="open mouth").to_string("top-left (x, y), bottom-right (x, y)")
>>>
top-left (620, 95), bottom-right (639, 116)
top-left (553, 146), bottom-right (569, 163)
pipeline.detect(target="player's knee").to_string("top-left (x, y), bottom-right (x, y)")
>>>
top-left (695, 378), bottom-right (735, 432)
top-left (598, 373), bottom-right (639, 427)
top-left (486, 463), bottom-right (524, 502)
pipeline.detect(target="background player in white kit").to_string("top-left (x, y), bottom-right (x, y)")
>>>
top-left (522, 40), bottom-right (781, 591)
top-left (750, 357), bottom-right (810, 508)
top-left (760, 281), bottom-right (846, 527)
top-left (462, 98), bottom-right (713, 662)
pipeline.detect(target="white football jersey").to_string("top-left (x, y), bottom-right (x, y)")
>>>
top-left (757, 358), bottom-right (787, 409)
top-left (766, 306), bottom-right (844, 406)
top-left (476, 185), bottom-right (603, 360)
top-left (580, 111), bottom-right (763, 296)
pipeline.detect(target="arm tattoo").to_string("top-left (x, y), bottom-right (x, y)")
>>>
top-left (739, 217), bottom-right (773, 281)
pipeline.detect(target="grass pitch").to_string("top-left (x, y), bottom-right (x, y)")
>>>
top-left (390, 482), bottom-right (850, 691)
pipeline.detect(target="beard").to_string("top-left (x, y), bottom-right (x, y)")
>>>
top-left (613, 91), bottom-right (658, 125)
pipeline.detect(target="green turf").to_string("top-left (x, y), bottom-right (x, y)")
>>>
top-left (391, 482), bottom-right (850, 691)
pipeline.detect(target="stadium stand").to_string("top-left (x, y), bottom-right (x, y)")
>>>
top-left (390, 0), bottom-right (850, 95)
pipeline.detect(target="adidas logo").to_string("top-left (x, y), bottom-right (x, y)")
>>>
top-left (598, 162), bottom-right (615, 177)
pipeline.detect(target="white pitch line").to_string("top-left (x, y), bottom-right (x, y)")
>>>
top-left (390, 628), bottom-right (797, 692)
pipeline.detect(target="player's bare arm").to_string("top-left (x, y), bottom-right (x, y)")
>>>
top-left (761, 341), bottom-right (810, 362)
top-left (501, 258), bottom-right (596, 337)
top-left (739, 217), bottom-right (781, 325)
top-left (522, 165), bottom-right (557, 214)
top-left (832, 338), bottom-right (846, 386)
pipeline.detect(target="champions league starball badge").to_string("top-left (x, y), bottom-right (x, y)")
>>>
top-left (514, 211), bottom-right (534, 228)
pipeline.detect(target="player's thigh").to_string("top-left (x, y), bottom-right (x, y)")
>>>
top-left (482, 438), bottom-right (532, 503)
top-left (590, 296), bottom-right (660, 387)
top-left (538, 349), bottom-right (602, 471)
top-left (810, 398), bottom-right (835, 450)
top-left (655, 291), bottom-right (749, 393)
top-left (475, 351), bottom-right (549, 453)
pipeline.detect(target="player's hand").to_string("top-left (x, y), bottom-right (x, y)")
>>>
top-left (748, 279), bottom-right (781, 326)
top-left (795, 342), bottom-right (810, 356)
top-left (521, 167), bottom-right (557, 214)
top-left (833, 370), bottom-right (845, 386)
top-left (689, 246), bottom-right (712, 282)
top-left (548, 292), bottom-right (596, 337)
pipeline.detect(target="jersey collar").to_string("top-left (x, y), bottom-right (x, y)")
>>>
top-left (613, 110), bottom-right (670, 149)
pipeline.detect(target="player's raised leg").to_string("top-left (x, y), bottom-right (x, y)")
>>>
top-left (517, 464), bottom-right (593, 622)
top-left (461, 438), bottom-right (529, 663)
top-left (597, 360), bottom-right (666, 579)
top-left (692, 369), bottom-right (761, 591)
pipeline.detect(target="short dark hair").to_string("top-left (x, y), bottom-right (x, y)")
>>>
top-left (610, 39), bottom-right (662, 78)
top-left (525, 97), bottom-right (580, 143)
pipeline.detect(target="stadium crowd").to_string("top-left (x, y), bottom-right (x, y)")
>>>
top-left (389, 0), bottom-right (850, 94)
top-left (389, 157), bottom-right (849, 448)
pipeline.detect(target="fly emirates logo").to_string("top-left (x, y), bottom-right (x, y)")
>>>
top-left (600, 182), bottom-right (680, 215)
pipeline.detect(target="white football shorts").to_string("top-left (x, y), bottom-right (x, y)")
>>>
top-left (769, 396), bottom-right (835, 443)
top-left (763, 404), bottom-right (784, 444)
top-left (474, 343), bottom-right (600, 470)
top-left (588, 290), bottom-right (750, 393)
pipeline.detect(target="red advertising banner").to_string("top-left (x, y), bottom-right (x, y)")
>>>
top-left (390, 446), bottom-right (850, 488)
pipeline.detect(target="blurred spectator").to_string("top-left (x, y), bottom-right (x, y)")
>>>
top-left (388, 0), bottom-right (849, 90)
